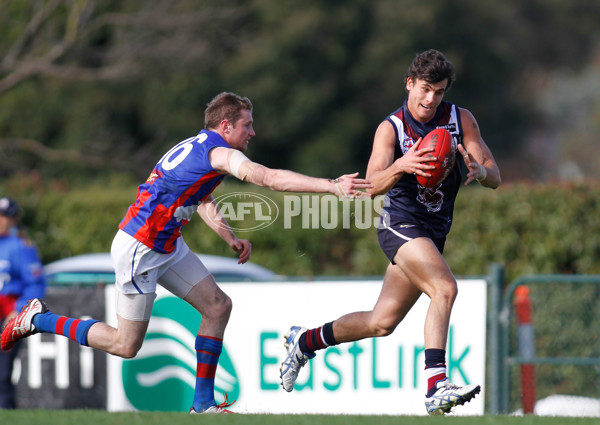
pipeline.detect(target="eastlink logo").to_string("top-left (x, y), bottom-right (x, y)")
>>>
top-left (121, 294), bottom-right (239, 411)
top-left (211, 192), bottom-right (389, 232)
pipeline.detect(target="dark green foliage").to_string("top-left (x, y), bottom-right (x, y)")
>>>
top-left (447, 182), bottom-right (600, 282)
top-left (2, 1), bottom-right (600, 182)
top-left (2, 176), bottom-right (600, 284)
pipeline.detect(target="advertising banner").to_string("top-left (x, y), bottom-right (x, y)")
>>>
top-left (106, 279), bottom-right (487, 415)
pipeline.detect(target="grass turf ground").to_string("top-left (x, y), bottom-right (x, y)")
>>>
top-left (0, 411), bottom-right (598, 425)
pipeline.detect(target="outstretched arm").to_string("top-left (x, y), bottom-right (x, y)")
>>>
top-left (197, 195), bottom-right (252, 264)
top-left (209, 147), bottom-right (372, 197)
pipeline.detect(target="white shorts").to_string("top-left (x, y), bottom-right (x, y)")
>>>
top-left (110, 230), bottom-right (210, 298)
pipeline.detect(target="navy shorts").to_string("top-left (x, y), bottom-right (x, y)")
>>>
top-left (377, 214), bottom-right (446, 264)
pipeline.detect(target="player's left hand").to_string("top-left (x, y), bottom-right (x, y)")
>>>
top-left (331, 172), bottom-right (373, 198)
top-left (458, 145), bottom-right (486, 185)
top-left (231, 238), bottom-right (252, 264)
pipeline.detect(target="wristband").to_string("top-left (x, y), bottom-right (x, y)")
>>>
top-left (329, 178), bottom-right (348, 197)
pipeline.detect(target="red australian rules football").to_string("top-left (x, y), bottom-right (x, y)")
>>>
top-left (415, 128), bottom-right (455, 188)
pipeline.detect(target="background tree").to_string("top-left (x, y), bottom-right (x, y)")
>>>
top-left (2, 0), bottom-right (600, 184)
top-left (1, 0), bottom-right (600, 271)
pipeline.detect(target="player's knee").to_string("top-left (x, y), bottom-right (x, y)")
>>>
top-left (208, 293), bottom-right (232, 320)
top-left (372, 324), bottom-right (395, 337)
top-left (114, 340), bottom-right (143, 359)
top-left (370, 317), bottom-right (398, 337)
top-left (220, 294), bottom-right (233, 318)
top-left (119, 348), bottom-right (139, 359)
top-left (435, 279), bottom-right (458, 305)
top-left (119, 345), bottom-right (141, 359)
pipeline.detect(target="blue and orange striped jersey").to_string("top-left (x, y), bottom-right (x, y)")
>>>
top-left (119, 130), bottom-right (230, 253)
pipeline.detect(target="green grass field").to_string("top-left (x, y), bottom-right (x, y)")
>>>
top-left (0, 411), bottom-right (597, 425)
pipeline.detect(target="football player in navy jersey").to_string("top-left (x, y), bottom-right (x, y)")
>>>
top-left (280, 50), bottom-right (500, 415)
top-left (1, 92), bottom-right (371, 413)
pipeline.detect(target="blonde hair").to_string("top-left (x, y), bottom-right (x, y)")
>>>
top-left (204, 92), bottom-right (253, 130)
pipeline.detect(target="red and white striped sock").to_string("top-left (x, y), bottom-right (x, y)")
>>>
top-left (299, 321), bottom-right (336, 354)
top-left (424, 348), bottom-right (447, 397)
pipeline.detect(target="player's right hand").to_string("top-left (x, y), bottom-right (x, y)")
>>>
top-left (394, 138), bottom-right (436, 176)
top-left (331, 172), bottom-right (373, 198)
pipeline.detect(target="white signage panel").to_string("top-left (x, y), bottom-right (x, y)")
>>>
top-left (107, 279), bottom-right (486, 415)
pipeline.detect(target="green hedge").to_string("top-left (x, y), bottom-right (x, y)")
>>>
top-left (3, 173), bottom-right (600, 282)
top-left (446, 182), bottom-right (600, 282)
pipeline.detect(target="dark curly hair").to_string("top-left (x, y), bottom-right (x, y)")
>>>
top-left (406, 49), bottom-right (456, 90)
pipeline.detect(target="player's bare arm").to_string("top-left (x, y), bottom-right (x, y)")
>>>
top-left (196, 195), bottom-right (252, 264)
top-left (366, 120), bottom-right (435, 196)
top-left (209, 147), bottom-right (372, 198)
top-left (458, 108), bottom-right (501, 188)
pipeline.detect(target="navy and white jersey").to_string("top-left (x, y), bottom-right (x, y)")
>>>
top-left (383, 100), bottom-right (463, 238)
top-left (119, 130), bottom-right (230, 254)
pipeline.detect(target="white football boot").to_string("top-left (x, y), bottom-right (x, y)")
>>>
top-left (424, 379), bottom-right (481, 415)
top-left (280, 326), bottom-right (315, 392)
